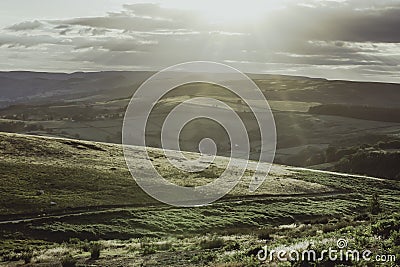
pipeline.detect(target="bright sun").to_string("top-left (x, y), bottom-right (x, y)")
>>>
top-left (162, 0), bottom-right (281, 23)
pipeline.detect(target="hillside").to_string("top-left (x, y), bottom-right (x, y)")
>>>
top-left (1, 71), bottom-right (400, 108)
top-left (0, 71), bottom-right (153, 107)
top-left (1, 132), bottom-right (400, 266)
top-left (1, 73), bottom-right (400, 179)
top-left (0, 132), bottom-right (333, 216)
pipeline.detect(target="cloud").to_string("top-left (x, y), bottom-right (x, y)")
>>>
top-left (275, 4), bottom-right (400, 43)
top-left (0, 1), bottom-right (399, 83)
top-left (7, 20), bottom-right (42, 31)
top-left (0, 33), bottom-right (57, 48)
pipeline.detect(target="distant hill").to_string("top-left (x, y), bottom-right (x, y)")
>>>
top-left (1, 71), bottom-right (400, 108)
top-left (0, 71), bottom-right (154, 107)
top-left (0, 71), bottom-right (399, 180)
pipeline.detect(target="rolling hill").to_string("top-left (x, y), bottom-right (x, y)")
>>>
top-left (1, 71), bottom-right (400, 108)
top-left (0, 132), bottom-right (399, 266)
top-left (1, 71), bottom-right (400, 266)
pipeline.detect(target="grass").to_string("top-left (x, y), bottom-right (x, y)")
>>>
top-left (1, 213), bottom-right (399, 266)
top-left (199, 236), bottom-right (225, 249)
top-left (0, 132), bottom-right (333, 216)
top-left (0, 132), bottom-right (156, 215)
top-left (60, 254), bottom-right (77, 267)
top-left (0, 132), bottom-right (399, 266)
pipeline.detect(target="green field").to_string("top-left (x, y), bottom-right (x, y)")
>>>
top-left (0, 132), bottom-right (399, 266)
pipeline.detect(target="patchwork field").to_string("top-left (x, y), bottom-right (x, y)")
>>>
top-left (2, 76), bottom-right (400, 180)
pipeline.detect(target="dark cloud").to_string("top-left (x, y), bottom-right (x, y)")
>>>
top-left (0, 33), bottom-right (57, 47)
top-left (0, 1), bottom-right (399, 82)
top-left (61, 16), bottom-right (178, 32)
top-left (278, 5), bottom-right (400, 43)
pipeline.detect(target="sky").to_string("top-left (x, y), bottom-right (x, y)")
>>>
top-left (0, 0), bottom-right (400, 83)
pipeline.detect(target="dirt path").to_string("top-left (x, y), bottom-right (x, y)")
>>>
top-left (289, 167), bottom-right (385, 181)
top-left (0, 190), bottom-right (348, 226)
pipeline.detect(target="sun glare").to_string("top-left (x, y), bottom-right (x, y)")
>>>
top-left (162, 0), bottom-right (282, 23)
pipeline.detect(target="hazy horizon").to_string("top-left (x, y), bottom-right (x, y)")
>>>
top-left (1, 0), bottom-right (400, 83)
top-left (2, 69), bottom-right (400, 85)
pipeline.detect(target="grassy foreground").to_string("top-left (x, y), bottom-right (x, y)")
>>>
top-left (0, 132), bottom-right (399, 266)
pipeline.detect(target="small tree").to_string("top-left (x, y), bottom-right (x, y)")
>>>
top-left (90, 243), bottom-right (101, 260)
top-left (369, 193), bottom-right (382, 215)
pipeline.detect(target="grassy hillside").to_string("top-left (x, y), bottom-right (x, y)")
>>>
top-left (0, 133), bottom-right (154, 216)
top-left (0, 132), bottom-right (332, 216)
top-left (0, 132), bottom-right (400, 266)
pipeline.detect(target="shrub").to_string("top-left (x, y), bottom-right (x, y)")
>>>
top-left (224, 241), bottom-right (241, 251)
top-left (61, 254), bottom-right (76, 267)
top-left (90, 243), bottom-right (101, 260)
top-left (22, 250), bottom-right (33, 264)
top-left (200, 237), bottom-right (225, 249)
top-left (157, 242), bottom-right (172, 251)
top-left (369, 193), bottom-right (382, 215)
top-left (141, 243), bottom-right (156, 255)
top-left (256, 228), bottom-right (274, 241)
top-left (81, 240), bottom-right (90, 252)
